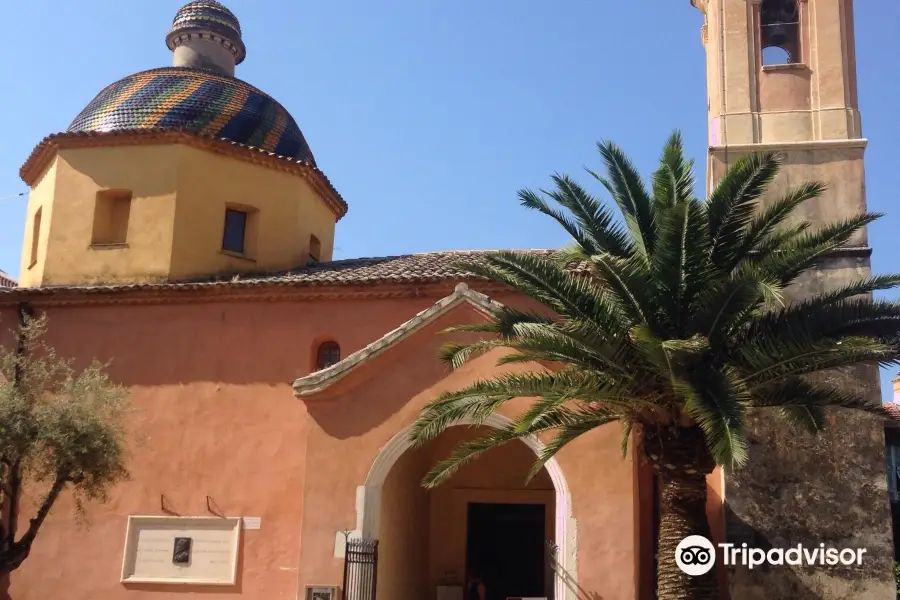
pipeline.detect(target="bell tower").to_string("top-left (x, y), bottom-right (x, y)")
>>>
top-left (693, 1), bottom-right (895, 597)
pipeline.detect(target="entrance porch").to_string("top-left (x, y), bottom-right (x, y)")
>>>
top-left (374, 425), bottom-right (559, 600)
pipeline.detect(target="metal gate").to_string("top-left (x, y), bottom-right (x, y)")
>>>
top-left (342, 538), bottom-right (378, 600)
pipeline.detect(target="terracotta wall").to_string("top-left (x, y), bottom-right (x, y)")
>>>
top-left (1, 287), bottom-right (728, 600)
top-left (378, 444), bottom-right (430, 600)
top-left (299, 301), bottom-right (641, 600)
top-left (4, 294), bottom-right (440, 600)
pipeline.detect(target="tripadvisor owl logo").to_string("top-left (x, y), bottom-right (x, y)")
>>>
top-left (676, 535), bottom-right (716, 576)
top-left (675, 534), bottom-right (869, 575)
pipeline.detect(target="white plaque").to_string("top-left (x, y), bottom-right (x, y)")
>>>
top-left (242, 517), bottom-right (261, 530)
top-left (120, 516), bottom-right (241, 585)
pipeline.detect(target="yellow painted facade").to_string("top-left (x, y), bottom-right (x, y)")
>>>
top-left (19, 143), bottom-right (337, 287)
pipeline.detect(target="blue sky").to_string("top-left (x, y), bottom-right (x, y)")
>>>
top-left (0, 1), bottom-right (898, 397)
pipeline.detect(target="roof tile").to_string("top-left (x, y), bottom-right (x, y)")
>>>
top-left (0, 250), bottom-right (555, 296)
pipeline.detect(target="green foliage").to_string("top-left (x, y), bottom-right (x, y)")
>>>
top-left (409, 131), bottom-right (900, 488)
top-left (0, 313), bottom-right (130, 575)
top-left (893, 561), bottom-right (900, 598)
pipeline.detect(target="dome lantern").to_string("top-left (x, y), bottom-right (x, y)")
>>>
top-left (165, 1), bottom-right (246, 76)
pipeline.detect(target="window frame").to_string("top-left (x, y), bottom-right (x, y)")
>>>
top-left (316, 341), bottom-right (341, 370)
top-left (222, 208), bottom-right (249, 255)
top-left (758, 0), bottom-right (803, 67)
top-left (91, 189), bottom-right (133, 247)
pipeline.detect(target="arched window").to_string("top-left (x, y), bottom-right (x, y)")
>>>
top-left (760, 0), bottom-right (800, 65)
top-left (316, 341), bottom-right (341, 370)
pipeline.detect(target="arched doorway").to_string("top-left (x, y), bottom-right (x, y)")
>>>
top-left (351, 414), bottom-right (574, 600)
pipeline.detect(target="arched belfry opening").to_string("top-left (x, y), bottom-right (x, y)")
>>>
top-left (354, 414), bottom-right (574, 600)
top-left (760, 0), bottom-right (801, 65)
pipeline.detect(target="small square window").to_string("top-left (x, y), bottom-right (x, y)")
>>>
top-left (92, 190), bottom-right (132, 246)
top-left (308, 235), bottom-right (322, 265)
top-left (223, 209), bottom-right (248, 254)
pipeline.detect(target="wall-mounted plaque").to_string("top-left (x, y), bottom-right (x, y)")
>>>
top-left (172, 537), bottom-right (192, 564)
top-left (306, 585), bottom-right (337, 600)
top-left (120, 516), bottom-right (241, 585)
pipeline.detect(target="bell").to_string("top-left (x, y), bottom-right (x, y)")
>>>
top-left (766, 24), bottom-right (790, 47)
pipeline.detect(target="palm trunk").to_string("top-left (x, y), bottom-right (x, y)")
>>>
top-left (644, 425), bottom-right (718, 600)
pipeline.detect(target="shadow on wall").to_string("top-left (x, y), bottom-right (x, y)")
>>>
top-left (551, 554), bottom-right (605, 600)
top-left (304, 305), bottom-right (502, 441)
top-left (724, 503), bottom-right (829, 600)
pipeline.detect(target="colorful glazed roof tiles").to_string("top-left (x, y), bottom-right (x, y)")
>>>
top-left (167, 1), bottom-right (245, 63)
top-left (67, 67), bottom-right (316, 166)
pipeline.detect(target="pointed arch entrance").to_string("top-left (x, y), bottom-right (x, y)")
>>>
top-left (350, 413), bottom-right (576, 600)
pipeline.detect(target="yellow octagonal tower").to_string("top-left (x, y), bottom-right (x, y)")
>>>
top-left (18, 1), bottom-right (346, 288)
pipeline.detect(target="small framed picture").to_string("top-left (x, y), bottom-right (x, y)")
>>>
top-left (305, 585), bottom-right (337, 600)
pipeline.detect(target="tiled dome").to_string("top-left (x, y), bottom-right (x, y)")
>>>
top-left (67, 67), bottom-right (317, 166)
top-left (167, 1), bottom-right (245, 64)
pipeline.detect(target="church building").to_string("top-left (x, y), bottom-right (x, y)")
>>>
top-left (0, 1), bottom-right (893, 599)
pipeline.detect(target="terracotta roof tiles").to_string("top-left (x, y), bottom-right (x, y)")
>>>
top-left (0, 250), bottom-right (554, 298)
top-left (885, 403), bottom-right (900, 421)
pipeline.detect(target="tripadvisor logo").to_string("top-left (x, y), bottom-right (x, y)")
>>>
top-left (676, 535), bottom-right (868, 576)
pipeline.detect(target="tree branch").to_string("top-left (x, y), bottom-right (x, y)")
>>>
top-left (0, 475), bottom-right (67, 574)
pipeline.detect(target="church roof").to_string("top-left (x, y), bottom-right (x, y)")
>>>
top-left (0, 250), bottom-right (555, 301)
top-left (293, 282), bottom-right (504, 396)
top-left (885, 403), bottom-right (900, 421)
top-left (66, 67), bottom-right (316, 166)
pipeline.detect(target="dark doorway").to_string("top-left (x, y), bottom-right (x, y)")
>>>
top-left (466, 502), bottom-right (547, 600)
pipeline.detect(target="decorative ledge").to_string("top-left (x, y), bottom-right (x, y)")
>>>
top-left (292, 282), bottom-right (504, 397)
top-left (710, 138), bottom-right (867, 153)
top-left (761, 63), bottom-right (809, 73)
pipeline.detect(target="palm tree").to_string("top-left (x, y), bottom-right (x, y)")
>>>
top-left (408, 132), bottom-right (900, 600)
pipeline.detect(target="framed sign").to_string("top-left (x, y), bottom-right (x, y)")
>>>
top-left (305, 585), bottom-right (338, 600)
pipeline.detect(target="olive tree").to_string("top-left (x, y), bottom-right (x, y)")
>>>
top-left (0, 313), bottom-right (130, 576)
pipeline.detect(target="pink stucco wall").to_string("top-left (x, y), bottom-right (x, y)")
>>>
top-left (0, 289), bottom-right (708, 599)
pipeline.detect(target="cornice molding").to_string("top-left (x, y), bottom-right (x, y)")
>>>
top-left (19, 130), bottom-right (348, 221)
top-left (292, 283), bottom-right (504, 397)
top-left (710, 138), bottom-right (868, 154)
top-left (0, 279), bottom-right (511, 308)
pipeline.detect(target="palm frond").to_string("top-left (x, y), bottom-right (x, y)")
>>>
top-left (409, 370), bottom-right (648, 449)
top-left (650, 198), bottom-right (712, 333)
top-left (737, 336), bottom-right (899, 386)
top-left (777, 405), bottom-right (827, 433)
top-left (421, 405), bottom-right (617, 488)
top-left (691, 275), bottom-right (781, 345)
top-left (680, 366), bottom-right (750, 469)
top-left (442, 307), bottom-right (557, 338)
top-left (707, 152), bottom-right (781, 270)
top-left (590, 141), bottom-right (656, 261)
top-left (452, 252), bottom-right (628, 337)
top-left (727, 182), bottom-right (825, 272)
top-left (526, 408), bottom-right (618, 482)
top-left (752, 376), bottom-right (889, 432)
top-left (752, 376), bottom-right (884, 413)
top-left (752, 212), bottom-right (882, 286)
top-left (651, 131), bottom-right (695, 210)
top-left (588, 252), bottom-right (656, 327)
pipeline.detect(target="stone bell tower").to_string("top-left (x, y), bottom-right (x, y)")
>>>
top-left (691, 1), bottom-right (895, 598)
